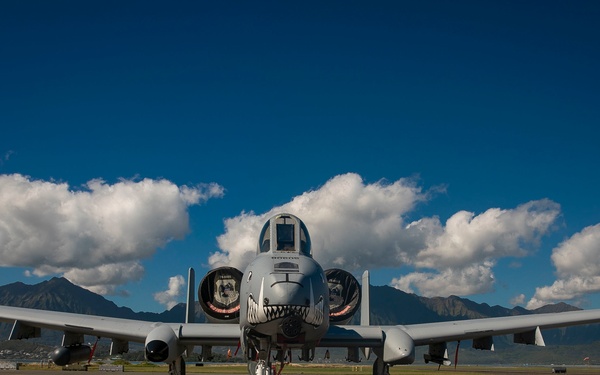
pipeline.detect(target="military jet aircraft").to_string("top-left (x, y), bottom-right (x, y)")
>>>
top-left (2, 213), bottom-right (600, 375)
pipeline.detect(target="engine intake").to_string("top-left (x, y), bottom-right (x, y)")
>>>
top-left (325, 268), bottom-right (361, 325)
top-left (199, 267), bottom-right (242, 323)
top-left (145, 324), bottom-right (182, 364)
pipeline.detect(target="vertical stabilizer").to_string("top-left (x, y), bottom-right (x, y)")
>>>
top-left (361, 270), bottom-right (370, 326)
top-left (361, 270), bottom-right (371, 360)
top-left (186, 267), bottom-right (196, 324)
top-left (185, 268), bottom-right (196, 357)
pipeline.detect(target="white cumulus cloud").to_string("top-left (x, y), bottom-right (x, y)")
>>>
top-left (409, 200), bottom-right (560, 268)
top-left (527, 224), bottom-right (600, 309)
top-left (392, 200), bottom-right (560, 297)
top-left (154, 275), bottom-right (186, 309)
top-left (0, 174), bottom-right (223, 295)
top-left (390, 262), bottom-right (496, 297)
top-left (209, 173), bottom-right (432, 270)
top-left (209, 173), bottom-right (560, 299)
top-left (510, 294), bottom-right (526, 306)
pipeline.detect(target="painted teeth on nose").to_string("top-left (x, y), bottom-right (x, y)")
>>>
top-left (248, 295), bottom-right (268, 324)
top-left (247, 282), bottom-right (324, 326)
top-left (250, 304), bottom-right (315, 323)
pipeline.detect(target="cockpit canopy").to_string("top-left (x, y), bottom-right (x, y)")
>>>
top-left (258, 213), bottom-right (312, 256)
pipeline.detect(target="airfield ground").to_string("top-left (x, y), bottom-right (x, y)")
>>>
top-left (2, 363), bottom-right (600, 375)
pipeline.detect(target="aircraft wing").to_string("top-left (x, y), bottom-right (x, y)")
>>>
top-left (0, 305), bottom-right (240, 346)
top-left (4, 304), bottom-right (599, 347)
top-left (401, 308), bottom-right (600, 346)
top-left (321, 309), bottom-right (600, 365)
top-left (323, 308), bottom-right (600, 347)
top-left (4, 304), bottom-right (600, 367)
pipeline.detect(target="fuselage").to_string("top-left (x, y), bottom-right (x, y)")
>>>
top-left (239, 214), bottom-right (330, 350)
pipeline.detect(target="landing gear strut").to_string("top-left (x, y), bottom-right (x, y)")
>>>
top-left (372, 357), bottom-right (389, 375)
top-left (247, 337), bottom-right (275, 375)
top-left (169, 356), bottom-right (185, 375)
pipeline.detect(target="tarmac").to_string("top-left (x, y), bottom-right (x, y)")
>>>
top-left (0, 369), bottom-right (594, 375)
top-left (0, 373), bottom-right (171, 375)
top-left (2, 364), bottom-right (600, 375)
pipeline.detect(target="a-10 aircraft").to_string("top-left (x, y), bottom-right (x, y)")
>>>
top-left (2, 213), bottom-right (600, 375)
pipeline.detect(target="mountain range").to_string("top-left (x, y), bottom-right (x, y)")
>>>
top-left (1, 277), bottom-right (599, 348)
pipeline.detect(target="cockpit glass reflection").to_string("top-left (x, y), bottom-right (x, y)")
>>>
top-left (257, 214), bottom-right (312, 256)
top-left (276, 223), bottom-right (294, 250)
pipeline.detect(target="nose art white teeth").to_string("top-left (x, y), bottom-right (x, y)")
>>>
top-left (247, 294), bottom-right (324, 326)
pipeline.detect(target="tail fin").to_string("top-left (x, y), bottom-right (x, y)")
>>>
top-left (361, 270), bottom-right (371, 360)
top-left (185, 268), bottom-right (196, 357)
top-left (186, 267), bottom-right (196, 324)
top-left (361, 270), bottom-right (370, 326)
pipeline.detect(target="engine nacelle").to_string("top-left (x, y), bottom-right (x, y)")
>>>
top-left (199, 267), bottom-right (242, 323)
top-left (145, 324), bottom-right (182, 364)
top-left (325, 268), bottom-right (361, 325)
top-left (381, 327), bottom-right (415, 365)
top-left (50, 345), bottom-right (91, 366)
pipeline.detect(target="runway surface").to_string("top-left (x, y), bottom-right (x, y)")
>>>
top-left (1, 368), bottom-right (599, 375)
top-left (3, 363), bottom-right (600, 375)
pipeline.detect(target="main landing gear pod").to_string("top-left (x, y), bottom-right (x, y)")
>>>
top-left (325, 268), bottom-right (361, 325)
top-left (50, 345), bottom-right (91, 366)
top-left (199, 266), bottom-right (243, 323)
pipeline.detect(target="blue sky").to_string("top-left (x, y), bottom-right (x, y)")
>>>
top-left (1, 1), bottom-right (599, 313)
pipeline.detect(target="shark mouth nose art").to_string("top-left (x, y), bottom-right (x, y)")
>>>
top-left (247, 278), bottom-right (324, 327)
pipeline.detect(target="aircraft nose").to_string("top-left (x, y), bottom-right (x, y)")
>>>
top-left (248, 273), bottom-right (325, 328)
top-left (268, 275), bottom-right (314, 338)
top-left (269, 274), bottom-right (309, 305)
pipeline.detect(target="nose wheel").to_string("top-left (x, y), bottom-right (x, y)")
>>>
top-left (246, 337), bottom-right (275, 375)
top-left (248, 360), bottom-right (274, 375)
